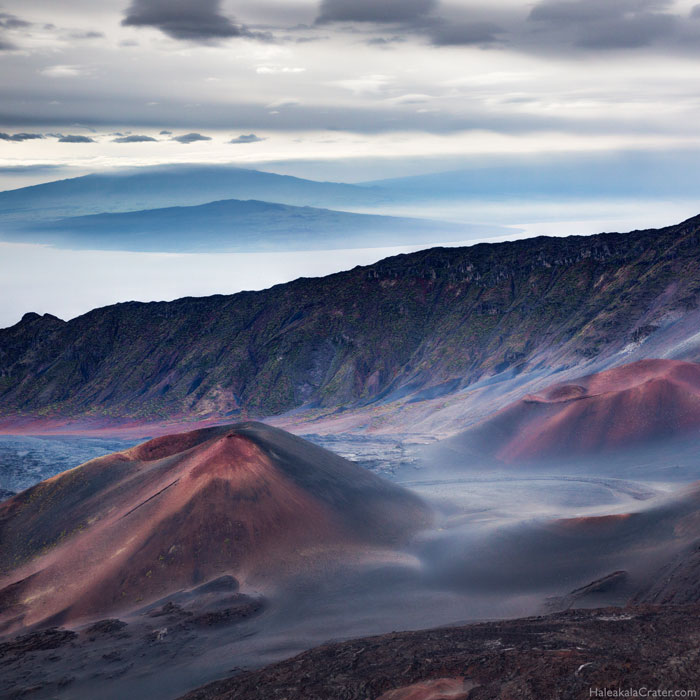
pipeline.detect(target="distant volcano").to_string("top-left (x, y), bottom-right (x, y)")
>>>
top-left (440, 359), bottom-right (700, 463)
top-left (0, 422), bottom-right (429, 633)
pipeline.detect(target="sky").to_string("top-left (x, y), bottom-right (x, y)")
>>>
top-left (2, 0), bottom-right (700, 181)
top-left (2, 0), bottom-right (700, 326)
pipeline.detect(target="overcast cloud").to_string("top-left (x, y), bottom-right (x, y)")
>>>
top-left (0, 11), bottom-right (29, 30)
top-left (1, 0), bottom-right (700, 183)
top-left (113, 134), bottom-right (158, 143)
top-left (3, 0), bottom-right (700, 324)
top-left (114, 134), bottom-right (158, 143)
top-left (316, 0), bottom-right (437, 24)
top-left (122, 0), bottom-right (270, 41)
top-left (172, 132), bottom-right (212, 143)
top-left (57, 134), bottom-right (95, 143)
top-left (230, 133), bottom-right (265, 143)
top-left (527, 0), bottom-right (679, 49)
top-left (0, 132), bottom-right (43, 141)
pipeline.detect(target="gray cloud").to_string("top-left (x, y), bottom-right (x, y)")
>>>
top-left (159, 130), bottom-right (173, 135)
top-left (311, 0), bottom-right (693, 53)
top-left (0, 132), bottom-right (44, 141)
top-left (529, 0), bottom-right (670, 23)
top-left (529, 0), bottom-right (677, 49)
top-left (0, 10), bottom-right (27, 49)
top-left (0, 12), bottom-right (29, 29)
top-left (426, 20), bottom-right (504, 46)
top-left (69, 30), bottom-right (104, 40)
top-left (3, 87), bottom-right (681, 138)
top-left (316, 0), bottom-right (437, 24)
top-left (365, 36), bottom-right (405, 47)
top-left (57, 134), bottom-right (95, 143)
top-left (172, 132), bottom-right (212, 143)
top-left (578, 13), bottom-right (675, 48)
top-left (229, 133), bottom-right (265, 143)
top-left (1, 12), bottom-right (104, 51)
top-left (113, 134), bottom-right (158, 143)
top-left (0, 164), bottom-right (61, 173)
top-left (122, 0), bottom-right (271, 42)
top-left (691, 4), bottom-right (700, 18)
top-left (315, 2), bottom-right (504, 48)
top-left (295, 35), bottom-right (327, 43)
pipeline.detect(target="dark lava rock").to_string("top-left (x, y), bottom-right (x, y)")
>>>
top-left (0, 628), bottom-right (77, 658)
top-left (632, 542), bottom-right (700, 605)
top-left (191, 600), bottom-right (265, 627)
top-left (181, 605), bottom-right (700, 700)
top-left (84, 619), bottom-right (128, 635)
top-left (148, 602), bottom-right (188, 618)
top-left (146, 590), bottom-right (264, 629)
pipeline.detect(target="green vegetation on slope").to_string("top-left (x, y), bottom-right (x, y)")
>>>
top-left (2, 215), bottom-right (700, 419)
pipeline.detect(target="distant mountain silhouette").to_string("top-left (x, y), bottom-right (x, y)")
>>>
top-left (0, 165), bottom-right (385, 224)
top-left (361, 151), bottom-right (700, 201)
top-left (8, 198), bottom-right (475, 253)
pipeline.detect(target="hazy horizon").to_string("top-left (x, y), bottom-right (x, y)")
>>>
top-left (3, 1), bottom-right (700, 327)
top-left (4, 195), bottom-right (700, 329)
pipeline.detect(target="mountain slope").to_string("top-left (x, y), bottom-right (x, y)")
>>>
top-left (0, 422), bottom-right (428, 632)
top-left (437, 359), bottom-right (700, 463)
top-left (0, 165), bottom-right (385, 224)
top-left (361, 152), bottom-right (700, 200)
top-left (3, 215), bottom-right (700, 423)
top-left (182, 604), bottom-right (700, 700)
top-left (543, 482), bottom-right (700, 607)
top-left (7, 198), bottom-right (472, 253)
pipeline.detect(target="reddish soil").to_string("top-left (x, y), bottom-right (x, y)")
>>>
top-left (0, 422), bottom-right (429, 634)
top-left (457, 359), bottom-right (700, 462)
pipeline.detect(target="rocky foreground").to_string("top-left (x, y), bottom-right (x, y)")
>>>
top-left (182, 605), bottom-right (700, 700)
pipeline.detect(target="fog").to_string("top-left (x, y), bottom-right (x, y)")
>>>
top-left (0, 240), bottom-right (443, 329)
top-left (72, 468), bottom-right (697, 699)
top-left (3, 431), bottom-right (699, 698)
top-left (4, 195), bottom-right (700, 329)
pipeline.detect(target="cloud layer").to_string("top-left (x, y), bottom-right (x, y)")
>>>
top-left (311, 0), bottom-right (700, 52)
top-left (0, 132), bottom-right (43, 142)
top-left (0, 11), bottom-right (29, 30)
top-left (2, 0), bottom-right (700, 187)
top-left (113, 134), bottom-right (157, 143)
top-left (528, 0), bottom-right (678, 49)
top-left (425, 19), bottom-right (505, 46)
top-left (172, 132), bottom-right (212, 143)
top-left (57, 135), bottom-right (95, 143)
top-left (122, 0), bottom-right (269, 42)
top-left (229, 134), bottom-right (265, 144)
top-left (317, 0), bottom-right (437, 24)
